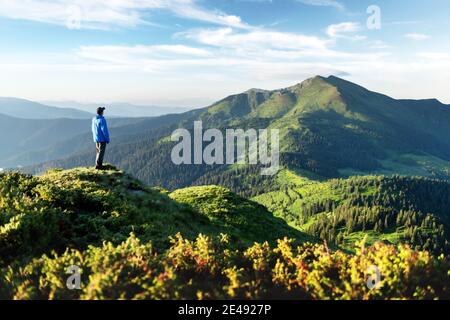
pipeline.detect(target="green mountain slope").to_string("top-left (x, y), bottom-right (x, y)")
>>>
top-left (26, 76), bottom-right (450, 191)
top-left (1, 167), bottom-right (449, 300)
top-left (0, 166), bottom-right (307, 265)
top-left (253, 169), bottom-right (450, 254)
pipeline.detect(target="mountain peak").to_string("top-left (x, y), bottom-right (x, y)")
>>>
top-left (326, 75), bottom-right (344, 81)
top-left (287, 75), bottom-right (328, 92)
top-left (244, 88), bottom-right (270, 94)
top-left (295, 75), bottom-right (359, 90)
top-left (289, 74), bottom-right (355, 89)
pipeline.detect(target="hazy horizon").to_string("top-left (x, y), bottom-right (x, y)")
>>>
top-left (1, 0), bottom-right (450, 104)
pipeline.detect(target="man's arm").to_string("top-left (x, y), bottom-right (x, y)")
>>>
top-left (100, 118), bottom-right (110, 143)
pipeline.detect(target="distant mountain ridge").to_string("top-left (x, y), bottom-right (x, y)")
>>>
top-left (4, 77), bottom-right (450, 297)
top-left (0, 97), bottom-right (93, 119)
top-left (41, 100), bottom-right (193, 118)
top-left (20, 75), bottom-right (450, 192)
top-left (0, 97), bottom-right (193, 167)
top-left (0, 113), bottom-right (150, 167)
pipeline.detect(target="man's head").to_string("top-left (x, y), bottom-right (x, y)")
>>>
top-left (97, 107), bottom-right (106, 116)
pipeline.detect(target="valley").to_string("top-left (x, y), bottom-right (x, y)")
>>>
top-left (1, 76), bottom-right (450, 299)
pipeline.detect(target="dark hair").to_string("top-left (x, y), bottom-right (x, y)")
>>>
top-left (97, 107), bottom-right (106, 115)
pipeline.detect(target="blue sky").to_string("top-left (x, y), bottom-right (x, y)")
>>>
top-left (0, 0), bottom-right (449, 106)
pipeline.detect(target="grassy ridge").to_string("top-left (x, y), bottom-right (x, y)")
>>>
top-left (1, 166), bottom-right (450, 299)
top-left (0, 166), bottom-right (307, 264)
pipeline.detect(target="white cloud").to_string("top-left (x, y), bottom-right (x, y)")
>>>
top-left (170, 2), bottom-right (248, 29)
top-left (417, 52), bottom-right (450, 60)
top-left (177, 27), bottom-right (334, 56)
top-left (326, 22), bottom-right (361, 38)
top-left (0, 0), bottom-right (449, 105)
top-left (0, 0), bottom-right (249, 29)
top-left (175, 27), bottom-right (390, 64)
top-left (296, 0), bottom-right (344, 11)
top-left (368, 40), bottom-right (391, 50)
top-left (405, 33), bottom-right (429, 41)
top-left (340, 58), bottom-right (450, 103)
top-left (70, 26), bottom-right (390, 77)
top-left (77, 44), bottom-right (212, 62)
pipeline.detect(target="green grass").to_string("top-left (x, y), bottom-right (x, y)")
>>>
top-left (253, 170), bottom-right (450, 253)
top-left (339, 153), bottom-right (450, 179)
top-left (1, 166), bottom-right (450, 300)
top-left (0, 166), bottom-right (310, 266)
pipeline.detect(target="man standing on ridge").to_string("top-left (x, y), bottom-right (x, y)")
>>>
top-left (92, 107), bottom-right (110, 170)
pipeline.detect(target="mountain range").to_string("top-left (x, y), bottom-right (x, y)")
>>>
top-left (0, 114), bottom-right (148, 168)
top-left (9, 75), bottom-right (448, 254)
top-left (22, 75), bottom-right (450, 186)
top-left (0, 97), bottom-right (93, 119)
top-left (41, 100), bottom-right (192, 118)
top-left (2, 76), bottom-right (450, 299)
top-left (0, 97), bottom-right (191, 167)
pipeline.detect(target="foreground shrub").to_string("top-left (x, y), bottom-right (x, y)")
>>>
top-left (2, 234), bottom-right (449, 300)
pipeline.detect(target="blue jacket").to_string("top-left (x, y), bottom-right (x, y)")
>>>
top-left (92, 115), bottom-right (110, 143)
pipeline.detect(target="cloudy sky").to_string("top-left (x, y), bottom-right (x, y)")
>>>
top-left (0, 0), bottom-right (449, 106)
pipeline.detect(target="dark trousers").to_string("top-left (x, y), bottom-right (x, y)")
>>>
top-left (96, 142), bottom-right (107, 168)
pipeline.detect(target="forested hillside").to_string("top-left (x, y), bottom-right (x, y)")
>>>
top-left (26, 76), bottom-right (450, 189)
top-left (253, 170), bottom-right (450, 255)
top-left (1, 166), bottom-right (449, 300)
top-left (9, 76), bottom-right (450, 298)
